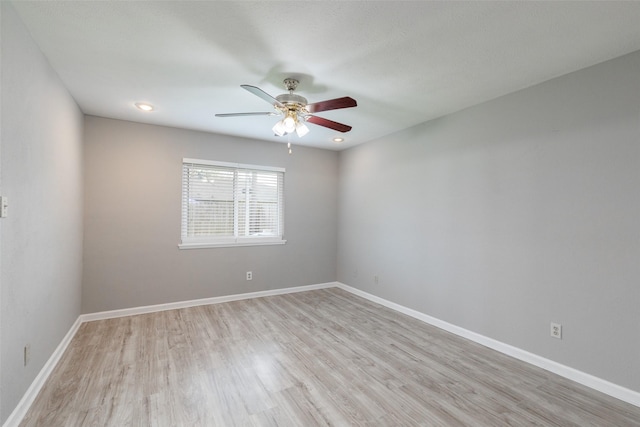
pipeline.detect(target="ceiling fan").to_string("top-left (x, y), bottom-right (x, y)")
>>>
top-left (216, 78), bottom-right (357, 138)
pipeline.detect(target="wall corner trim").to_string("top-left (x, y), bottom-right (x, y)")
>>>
top-left (334, 282), bottom-right (640, 408)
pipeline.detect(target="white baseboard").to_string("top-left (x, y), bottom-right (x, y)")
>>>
top-left (2, 282), bottom-right (337, 426)
top-left (80, 282), bottom-right (337, 323)
top-left (335, 282), bottom-right (640, 408)
top-left (6, 279), bottom-right (638, 427)
top-left (3, 316), bottom-right (83, 427)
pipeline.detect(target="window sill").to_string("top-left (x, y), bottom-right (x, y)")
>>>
top-left (178, 240), bottom-right (287, 250)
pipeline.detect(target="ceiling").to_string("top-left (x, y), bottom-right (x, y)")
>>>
top-left (12, 1), bottom-right (640, 150)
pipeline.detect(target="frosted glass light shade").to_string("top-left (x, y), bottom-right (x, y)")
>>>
top-left (272, 120), bottom-right (286, 136)
top-left (283, 116), bottom-right (296, 133)
top-left (295, 122), bottom-right (309, 137)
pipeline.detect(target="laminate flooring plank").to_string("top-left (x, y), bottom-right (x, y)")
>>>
top-left (272, 384), bottom-right (339, 426)
top-left (20, 288), bottom-right (640, 426)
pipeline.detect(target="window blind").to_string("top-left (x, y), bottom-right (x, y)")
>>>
top-left (181, 159), bottom-right (285, 248)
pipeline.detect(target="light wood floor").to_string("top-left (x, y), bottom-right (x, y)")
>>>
top-left (21, 288), bottom-right (640, 426)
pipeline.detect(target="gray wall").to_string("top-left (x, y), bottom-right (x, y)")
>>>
top-left (82, 116), bottom-right (338, 313)
top-left (2, 1), bottom-right (638, 418)
top-left (0, 3), bottom-right (84, 423)
top-left (337, 51), bottom-right (640, 392)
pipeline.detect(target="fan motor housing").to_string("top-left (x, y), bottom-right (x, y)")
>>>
top-left (276, 93), bottom-right (308, 107)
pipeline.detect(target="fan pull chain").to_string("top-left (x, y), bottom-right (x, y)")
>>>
top-left (287, 135), bottom-right (292, 155)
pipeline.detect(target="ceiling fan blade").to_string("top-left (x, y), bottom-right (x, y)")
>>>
top-left (215, 112), bottom-right (277, 117)
top-left (306, 115), bottom-right (352, 133)
top-left (306, 96), bottom-right (357, 114)
top-left (241, 85), bottom-right (285, 108)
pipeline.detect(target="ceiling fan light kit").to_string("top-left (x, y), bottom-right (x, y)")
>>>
top-left (216, 78), bottom-right (357, 144)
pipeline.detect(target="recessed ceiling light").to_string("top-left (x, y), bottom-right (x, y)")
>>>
top-left (333, 137), bottom-right (344, 143)
top-left (135, 102), bottom-right (154, 112)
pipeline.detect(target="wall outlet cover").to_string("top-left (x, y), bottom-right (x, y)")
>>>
top-left (550, 322), bottom-right (562, 339)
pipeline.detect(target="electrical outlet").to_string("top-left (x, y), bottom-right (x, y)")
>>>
top-left (24, 344), bottom-right (31, 366)
top-left (0, 196), bottom-right (8, 218)
top-left (550, 322), bottom-right (562, 339)
top-left (246, 271), bottom-right (252, 281)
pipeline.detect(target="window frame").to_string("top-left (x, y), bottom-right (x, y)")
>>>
top-left (179, 158), bottom-right (286, 249)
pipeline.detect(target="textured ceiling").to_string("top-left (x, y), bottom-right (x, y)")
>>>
top-left (12, 1), bottom-right (640, 150)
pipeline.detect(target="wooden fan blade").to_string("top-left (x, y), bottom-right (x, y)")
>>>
top-left (215, 112), bottom-right (277, 117)
top-left (241, 85), bottom-right (285, 108)
top-left (306, 115), bottom-right (352, 133)
top-left (306, 97), bottom-right (357, 114)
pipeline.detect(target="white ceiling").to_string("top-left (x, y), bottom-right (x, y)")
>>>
top-left (12, 1), bottom-right (640, 150)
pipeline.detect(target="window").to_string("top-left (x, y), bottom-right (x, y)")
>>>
top-left (180, 159), bottom-right (285, 249)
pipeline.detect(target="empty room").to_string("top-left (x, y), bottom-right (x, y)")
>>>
top-left (1, 1), bottom-right (640, 426)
